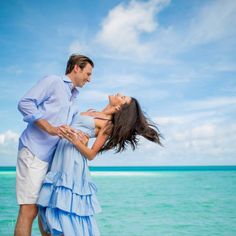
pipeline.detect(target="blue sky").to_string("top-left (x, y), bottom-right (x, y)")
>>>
top-left (0, 0), bottom-right (235, 166)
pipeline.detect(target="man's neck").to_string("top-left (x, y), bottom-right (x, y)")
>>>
top-left (66, 74), bottom-right (76, 88)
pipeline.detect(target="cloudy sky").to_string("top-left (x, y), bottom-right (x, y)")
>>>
top-left (0, 0), bottom-right (235, 166)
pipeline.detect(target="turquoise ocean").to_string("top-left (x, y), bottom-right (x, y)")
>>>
top-left (0, 166), bottom-right (236, 236)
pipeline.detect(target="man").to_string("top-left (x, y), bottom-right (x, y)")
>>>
top-left (14, 54), bottom-right (94, 236)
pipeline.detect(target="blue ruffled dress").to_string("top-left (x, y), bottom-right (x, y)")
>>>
top-left (37, 115), bottom-right (101, 236)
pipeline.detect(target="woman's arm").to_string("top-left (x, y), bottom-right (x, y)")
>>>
top-left (61, 127), bottom-right (108, 161)
top-left (75, 131), bottom-right (108, 160)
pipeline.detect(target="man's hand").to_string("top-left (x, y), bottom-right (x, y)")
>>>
top-left (47, 126), bottom-right (61, 136)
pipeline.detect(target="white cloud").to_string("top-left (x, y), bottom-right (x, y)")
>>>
top-left (186, 0), bottom-right (236, 46)
top-left (78, 90), bottom-right (109, 103)
top-left (93, 73), bottom-right (150, 89)
top-left (93, 0), bottom-right (236, 62)
top-left (96, 0), bottom-right (170, 59)
top-left (69, 0), bottom-right (236, 69)
top-left (69, 40), bottom-right (91, 55)
top-left (153, 96), bottom-right (236, 120)
top-left (157, 116), bottom-right (187, 126)
top-left (137, 88), bottom-right (170, 101)
top-left (216, 63), bottom-right (236, 73)
top-left (184, 96), bottom-right (236, 112)
top-left (155, 95), bottom-right (236, 127)
top-left (155, 0), bottom-right (236, 55)
top-left (83, 72), bottom-right (171, 102)
top-left (169, 122), bottom-right (236, 156)
top-left (0, 130), bottom-right (19, 166)
top-left (138, 114), bottom-right (236, 165)
top-left (0, 66), bottom-right (23, 75)
top-left (172, 123), bottom-right (216, 142)
top-left (0, 130), bottom-right (19, 145)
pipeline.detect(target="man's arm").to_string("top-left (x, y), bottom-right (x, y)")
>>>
top-left (18, 76), bottom-right (63, 136)
top-left (18, 75), bottom-right (57, 124)
top-left (35, 119), bottom-right (62, 136)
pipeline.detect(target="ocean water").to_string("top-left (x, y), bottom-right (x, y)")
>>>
top-left (0, 166), bottom-right (236, 236)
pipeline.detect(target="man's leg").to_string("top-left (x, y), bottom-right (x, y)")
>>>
top-left (15, 147), bottom-right (49, 235)
top-left (14, 204), bottom-right (38, 236)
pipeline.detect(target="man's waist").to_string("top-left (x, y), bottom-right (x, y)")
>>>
top-left (18, 136), bottom-right (59, 162)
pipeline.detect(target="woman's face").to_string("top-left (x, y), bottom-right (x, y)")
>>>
top-left (109, 93), bottom-right (132, 107)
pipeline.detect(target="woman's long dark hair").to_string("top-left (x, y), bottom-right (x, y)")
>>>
top-left (100, 98), bottom-right (163, 153)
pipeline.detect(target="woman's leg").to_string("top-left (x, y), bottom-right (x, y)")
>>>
top-left (38, 215), bottom-right (51, 236)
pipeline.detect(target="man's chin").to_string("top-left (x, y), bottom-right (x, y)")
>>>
top-left (76, 81), bottom-right (87, 88)
top-left (77, 84), bottom-right (83, 88)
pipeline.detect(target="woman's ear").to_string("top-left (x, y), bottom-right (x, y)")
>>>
top-left (115, 105), bottom-right (121, 111)
top-left (104, 105), bottom-right (121, 115)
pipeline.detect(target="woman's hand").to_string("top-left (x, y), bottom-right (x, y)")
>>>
top-left (59, 125), bottom-right (89, 146)
top-left (59, 125), bottom-right (78, 145)
top-left (77, 131), bottom-right (89, 146)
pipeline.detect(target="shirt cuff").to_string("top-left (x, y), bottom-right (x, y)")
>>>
top-left (23, 112), bottom-right (43, 123)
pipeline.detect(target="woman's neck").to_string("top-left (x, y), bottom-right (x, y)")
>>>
top-left (80, 106), bottom-right (112, 121)
top-left (81, 104), bottom-right (115, 121)
top-left (101, 104), bottom-right (115, 115)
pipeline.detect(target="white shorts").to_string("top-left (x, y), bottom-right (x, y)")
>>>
top-left (16, 147), bottom-right (49, 205)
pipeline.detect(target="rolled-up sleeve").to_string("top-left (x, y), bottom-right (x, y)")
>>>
top-left (18, 99), bottom-right (43, 123)
top-left (18, 76), bottom-right (56, 124)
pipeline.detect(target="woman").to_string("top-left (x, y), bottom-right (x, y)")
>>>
top-left (37, 93), bottom-right (163, 236)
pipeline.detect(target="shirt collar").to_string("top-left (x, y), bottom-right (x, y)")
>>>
top-left (62, 75), bottom-right (79, 96)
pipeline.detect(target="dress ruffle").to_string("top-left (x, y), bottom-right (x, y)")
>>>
top-left (44, 171), bottom-right (98, 196)
top-left (37, 171), bottom-right (101, 216)
top-left (37, 170), bottom-right (101, 235)
top-left (39, 207), bottom-right (100, 236)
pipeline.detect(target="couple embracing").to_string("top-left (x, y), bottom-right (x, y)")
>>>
top-left (14, 54), bottom-right (162, 236)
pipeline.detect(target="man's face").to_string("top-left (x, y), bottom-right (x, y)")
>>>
top-left (74, 63), bottom-right (93, 87)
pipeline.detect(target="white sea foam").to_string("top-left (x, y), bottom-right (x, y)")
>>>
top-left (0, 171), bottom-right (15, 175)
top-left (90, 171), bottom-right (161, 177)
top-left (0, 170), bottom-right (174, 177)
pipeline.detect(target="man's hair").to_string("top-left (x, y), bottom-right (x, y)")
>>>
top-left (65, 54), bottom-right (94, 75)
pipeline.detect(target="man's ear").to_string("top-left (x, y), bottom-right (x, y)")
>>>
top-left (74, 64), bottom-right (81, 73)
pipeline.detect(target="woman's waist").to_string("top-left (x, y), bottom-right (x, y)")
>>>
top-left (70, 125), bottom-right (95, 137)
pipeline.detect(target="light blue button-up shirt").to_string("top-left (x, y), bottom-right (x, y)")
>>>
top-left (18, 75), bottom-right (80, 162)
